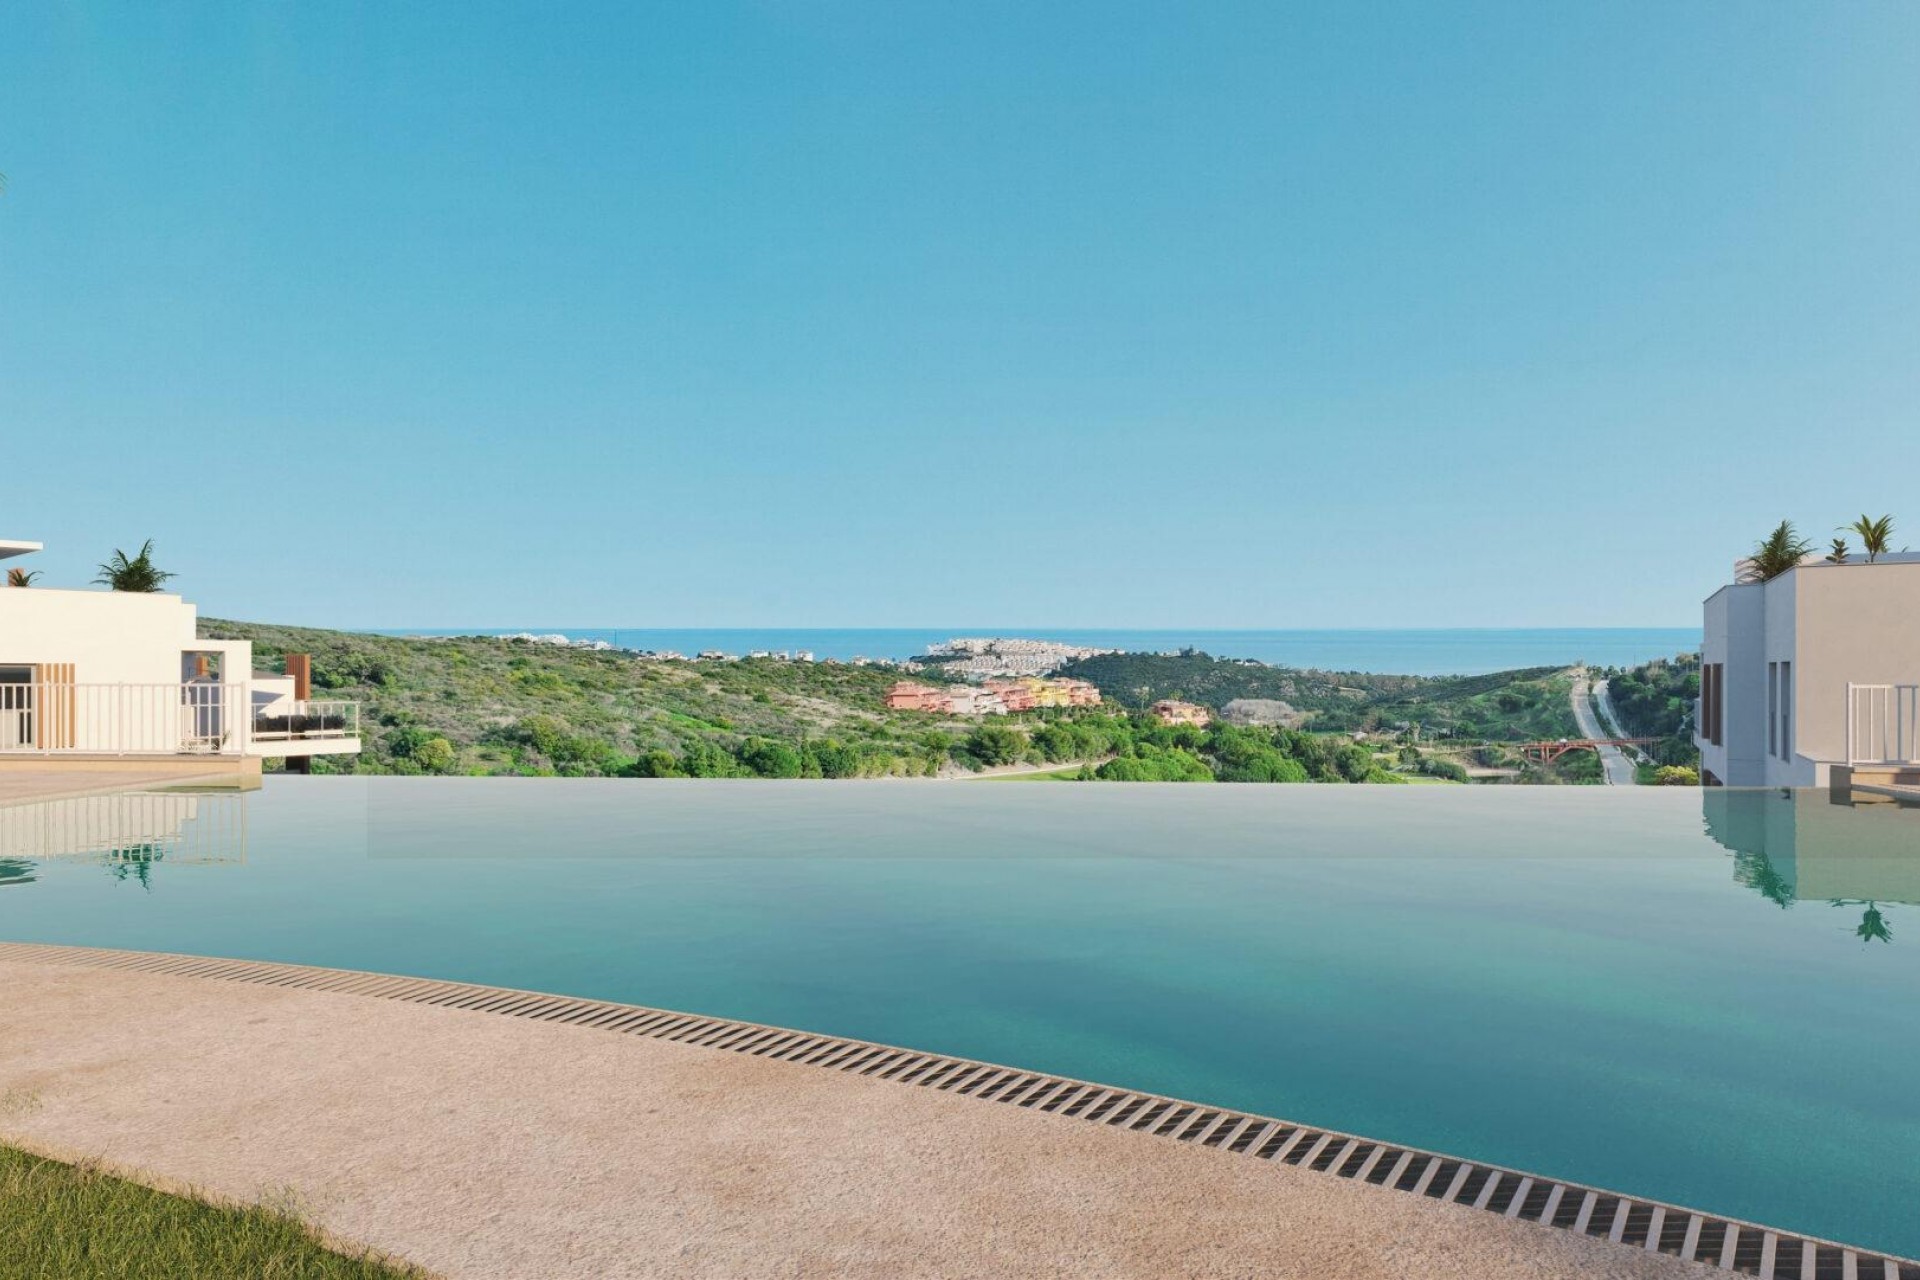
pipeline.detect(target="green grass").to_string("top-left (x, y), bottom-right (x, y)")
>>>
top-left (0, 1145), bottom-right (424, 1279)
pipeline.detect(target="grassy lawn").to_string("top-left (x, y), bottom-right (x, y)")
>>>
top-left (0, 1145), bottom-right (423, 1279)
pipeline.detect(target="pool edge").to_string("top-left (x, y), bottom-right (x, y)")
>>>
top-left (4, 940), bottom-right (1913, 1279)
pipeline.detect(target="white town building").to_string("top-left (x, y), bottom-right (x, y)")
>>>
top-left (1697, 551), bottom-right (1920, 788)
top-left (1, 538), bottom-right (359, 774)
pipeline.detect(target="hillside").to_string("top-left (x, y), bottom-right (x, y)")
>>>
top-left (203, 621), bottom-right (1589, 781)
top-left (203, 620), bottom-right (974, 777)
top-left (1054, 651), bottom-right (1580, 741)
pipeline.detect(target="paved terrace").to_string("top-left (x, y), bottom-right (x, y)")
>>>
top-left (0, 764), bottom-right (256, 806)
top-left (3, 946), bottom-right (1909, 1280)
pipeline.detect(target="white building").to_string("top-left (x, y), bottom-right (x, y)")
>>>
top-left (1, 538), bottom-right (359, 770)
top-left (1697, 551), bottom-right (1920, 787)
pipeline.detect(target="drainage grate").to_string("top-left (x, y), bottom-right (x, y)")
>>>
top-left (5, 942), bottom-right (1916, 1280)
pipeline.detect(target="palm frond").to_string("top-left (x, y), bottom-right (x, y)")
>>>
top-left (93, 539), bottom-right (177, 592)
top-left (1843, 514), bottom-right (1894, 563)
top-left (1738, 521), bottom-right (1813, 583)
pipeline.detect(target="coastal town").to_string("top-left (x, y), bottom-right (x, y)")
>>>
top-left (885, 675), bottom-right (1102, 715)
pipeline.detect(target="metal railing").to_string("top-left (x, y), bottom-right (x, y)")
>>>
top-left (0, 683), bottom-right (360, 756)
top-left (1845, 683), bottom-right (1920, 766)
top-left (251, 699), bottom-right (360, 743)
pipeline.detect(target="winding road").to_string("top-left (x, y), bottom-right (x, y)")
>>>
top-left (1570, 670), bottom-right (1638, 786)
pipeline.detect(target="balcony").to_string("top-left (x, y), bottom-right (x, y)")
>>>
top-left (0, 682), bottom-right (359, 758)
top-left (1846, 683), bottom-right (1920, 767)
top-left (251, 700), bottom-right (361, 746)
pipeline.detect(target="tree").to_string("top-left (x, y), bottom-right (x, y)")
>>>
top-left (412, 736), bottom-right (457, 773)
top-left (5, 568), bottom-right (38, 587)
top-left (1738, 522), bottom-right (1812, 583)
top-left (1825, 538), bottom-right (1850, 565)
top-left (94, 540), bottom-right (175, 592)
top-left (1854, 904), bottom-right (1893, 944)
top-left (963, 723), bottom-right (1027, 767)
top-left (736, 737), bottom-right (803, 778)
top-left (1844, 514), bottom-right (1894, 564)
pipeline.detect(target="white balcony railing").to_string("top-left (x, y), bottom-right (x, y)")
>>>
top-left (0, 682), bottom-right (241, 755)
top-left (0, 683), bottom-right (359, 756)
top-left (1845, 683), bottom-right (1920, 767)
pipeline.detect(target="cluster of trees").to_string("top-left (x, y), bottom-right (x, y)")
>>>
top-left (1021, 715), bottom-right (1402, 784)
top-left (1602, 653), bottom-right (1700, 767)
top-left (1057, 651), bottom-right (1577, 742)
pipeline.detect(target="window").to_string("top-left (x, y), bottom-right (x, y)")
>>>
top-left (1779, 661), bottom-right (1792, 761)
top-left (1704, 662), bottom-right (1725, 747)
top-left (1767, 662), bottom-right (1778, 757)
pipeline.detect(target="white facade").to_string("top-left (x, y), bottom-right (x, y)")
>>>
top-left (0, 539), bottom-right (358, 760)
top-left (1697, 553), bottom-right (1920, 786)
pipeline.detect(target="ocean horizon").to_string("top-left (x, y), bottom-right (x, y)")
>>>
top-left (384, 627), bottom-right (1701, 677)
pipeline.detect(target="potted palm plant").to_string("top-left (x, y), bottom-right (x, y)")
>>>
top-left (1843, 514), bottom-right (1894, 563)
top-left (93, 541), bottom-right (176, 592)
top-left (5, 568), bottom-right (38, 587)
top-left (1738, 521), bottom-right (1813, 583)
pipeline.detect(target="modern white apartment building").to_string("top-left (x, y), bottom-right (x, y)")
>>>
top-left (0, 537), bottom-right (359, 770)
top-left (1697, 551), bottom-right (1920, 787)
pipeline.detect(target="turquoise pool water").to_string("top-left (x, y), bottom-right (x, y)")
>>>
top-left (3, 780), bottom-right (1917, 1257)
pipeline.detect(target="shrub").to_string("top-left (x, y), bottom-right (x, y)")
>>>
top-left (411, 737), bottom-right (457, 773)
top-left (736, 738), bottom-right (803, 778)
top-left (627, 749), bottom-right (683, 778)
top-left (963, 724), bottom-right (1028, 767)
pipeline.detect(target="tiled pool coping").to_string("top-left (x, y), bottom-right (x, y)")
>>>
top-left (6, 941), bottom-right (1914, 1280)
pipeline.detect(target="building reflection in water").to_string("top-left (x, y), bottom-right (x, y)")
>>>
top-left (0, 790), bottom-right (248, 888)
top-left (1702, 789), bottom-right (1920, 943)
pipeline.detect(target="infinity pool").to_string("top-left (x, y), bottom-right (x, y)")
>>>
top-left (4, 780), bottom-right (1918, 1257)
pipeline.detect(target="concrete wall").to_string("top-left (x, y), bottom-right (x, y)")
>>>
top-left (0, 588), bottom-right (239, 685)
top-left (1760, 572), bottom-right (1808, 787)
top-left (1795, 561), bottom-right (1920, 775)
top-left (1700, 582), bottom-right (1769, 785)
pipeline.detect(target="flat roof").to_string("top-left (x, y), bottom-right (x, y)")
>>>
top-left (0, 539), bottom-right (44, 561)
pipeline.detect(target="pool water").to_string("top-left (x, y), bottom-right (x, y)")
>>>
top-left (4, 780), bottom-right (1918, 1258)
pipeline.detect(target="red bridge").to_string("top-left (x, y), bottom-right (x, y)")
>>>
top-left (1518, 738), bottom-right (1661, 764)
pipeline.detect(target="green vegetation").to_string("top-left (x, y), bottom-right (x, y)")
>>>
top-left (1057, 650), bottom-right (1580, 741)
top-left (202, 621), bottom-right (1604, 784)
top-left (93, 540), bottom-right (175, 593)
top-left (1844, 513), bottom-right (1895, 563)
top-left (1740, 520), bottom-right (1814, 583)
top-left (1601, 653), bottom-right (1699, 767)
top-left (204, 620), bottom-right (980, 778)
top-left (0, 1144), bottom-right (420, 1278)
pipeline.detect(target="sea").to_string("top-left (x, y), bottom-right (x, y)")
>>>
top-left (385, 628), bottom-right (1700, 677)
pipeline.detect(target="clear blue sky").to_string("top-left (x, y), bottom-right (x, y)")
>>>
top-left (3, 3), bottom-right (1916, 628)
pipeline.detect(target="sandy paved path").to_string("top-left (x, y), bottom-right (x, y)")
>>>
top-left (0, 955), bottom-right (1723, 1280)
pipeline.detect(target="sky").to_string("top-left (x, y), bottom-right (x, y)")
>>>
top-left (2, 3), bottom-right (1917, 629)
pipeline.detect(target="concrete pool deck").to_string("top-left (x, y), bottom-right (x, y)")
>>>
top-left (0, 947), bottom-right (1904, 1280)
top-left (0, 763), bottom-right (257, 806)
